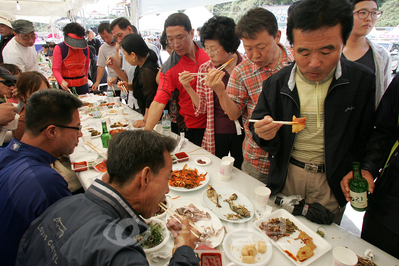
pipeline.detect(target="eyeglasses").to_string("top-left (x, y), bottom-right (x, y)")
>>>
top-left (166, 33), bottom-right (189, 46)
top-left (39, 124), bottom-right (82, 132)
top-left (204, 47), bottom-right (220, 56)
top-left (18, 33), bottom-right (37, 40)
top-left (353, 9), bottom-right (383, 20)
top-left (0, 80), bottom-right (16, 87)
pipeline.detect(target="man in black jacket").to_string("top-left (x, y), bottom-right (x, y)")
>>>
top-left (16, 131), bottom-right (200, 266)
top-left (341, 74), bottom-right (399, 259)
top-left (251, 0), bottom-right (376, 224)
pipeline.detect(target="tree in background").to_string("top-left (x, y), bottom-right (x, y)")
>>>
top-left (377, 0), bottom-right (399, 27)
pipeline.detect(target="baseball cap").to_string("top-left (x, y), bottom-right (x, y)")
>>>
top-left (12, 19), bottom-right (35, 35)
top-left (0, 66), bottom-right (18, 81)
top-left (0, 10), bottom-right (16, 29)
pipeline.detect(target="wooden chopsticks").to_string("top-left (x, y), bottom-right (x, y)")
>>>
top-left (248, 119), bottom-right (298, 125)
top-left (120, 84), bottom-right (128, 95)
top-left (158, 202), bottom-right (201, 238)
top-left (187, 147), bottom-right (203, 154)
top-left (4, 94), bottom-right (9, 103)
top-left (198, 58), bottom-right (235, 82)
top-left (86, 141), bottom-right (108, 159)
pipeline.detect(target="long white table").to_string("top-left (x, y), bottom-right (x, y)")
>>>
top-left (70, 99), bottom-right (399, 266)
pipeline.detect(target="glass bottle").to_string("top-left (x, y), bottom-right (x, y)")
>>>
top-left (349, 162), bottom-right (369, 211)
top-left (162, 110), bottom-right (171, 136)
top-left (92, 102), bottom-right (101, 119)
top-left (101, 121), bottom-right (112, 148)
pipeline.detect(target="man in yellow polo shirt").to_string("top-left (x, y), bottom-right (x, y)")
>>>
top-left (250, 0), bottom-right (376, 224)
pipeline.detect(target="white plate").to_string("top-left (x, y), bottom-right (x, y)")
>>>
top-left (142, 218), bottom-right (170, 254)
top-left (223, 228), bottom-right (272, 266)
top-left (253, 209), bottom-right (332, 266)
top-left (194, 157), bottom-right (211, 166)
top-left (106, 110), bottom-right (118, 115)
top-left (166, 202), bottom-right (225, 248)
top-left (169, 164), bottom-right (210, 192)
top-left (202, 186), bottom-right (254, 223)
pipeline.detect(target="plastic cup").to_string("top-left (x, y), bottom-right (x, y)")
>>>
top-left (221, 156), bottom-right (235, 172)
top-left (82, 132), bottom-right (91, 144)
top-left (219, 161), bottom-right (232, 181)
top-left (332, 247), bottom-right (358, 266)
top-left (5, 114), bottom-right (20, 130)
top-left (255, 186), bottom-right (271, 207)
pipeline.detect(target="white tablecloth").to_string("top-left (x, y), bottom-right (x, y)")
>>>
top-left (70, 98), bottom-right (399, 266)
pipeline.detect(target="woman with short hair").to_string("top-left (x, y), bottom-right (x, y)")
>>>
top-left (179, 16), bottom-right (246, 169)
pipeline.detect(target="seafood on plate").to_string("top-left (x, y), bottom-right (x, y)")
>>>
top-left (206, 185), bottom-right (221, 208)
top-left (259, 217), bottom-right (298, 241)
top-left (224, 193), bottom-right (251, 219)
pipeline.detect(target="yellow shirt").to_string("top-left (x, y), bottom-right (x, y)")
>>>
top-left (291, 67), bottom-right (335, 163)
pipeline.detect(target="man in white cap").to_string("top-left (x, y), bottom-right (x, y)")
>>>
top-left (0, 11), bottom-right (16, 63)
top-left (2, 19), bottom-right (38, 72)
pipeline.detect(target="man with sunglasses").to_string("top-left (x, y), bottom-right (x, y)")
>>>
top-left (2, 19), bottom-right (38, 72)
top-left (0, 66), bottom-right (17, 127)
top-left (0, 89), bottom-right (82, 266)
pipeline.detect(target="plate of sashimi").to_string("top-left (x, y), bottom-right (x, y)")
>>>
top-left (166, 202), bottom-right (225, 248)
top-left (202, 185), bottom-right (255, 223)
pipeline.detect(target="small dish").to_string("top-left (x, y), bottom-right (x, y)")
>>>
top-left (93, 159), bottom-right (107, 173)
top-left (174, 152), bottom-right (189, 163)
top-left (141, 218), bottom-right (170, 254)
top-left (71, 161), bottom-right (88, 172)
top-left (195, 157), bottom-right (211, 166)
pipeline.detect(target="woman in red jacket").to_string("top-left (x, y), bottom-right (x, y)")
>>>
top-left (52, 22), bottom-right (90, 95)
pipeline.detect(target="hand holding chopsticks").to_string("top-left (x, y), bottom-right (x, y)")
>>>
top-left (197, 57), bottom-right (235, 83)
top-left (249, 119), bottom-right (298, 125)
top-left (159, 202), bottom-right (201, 238)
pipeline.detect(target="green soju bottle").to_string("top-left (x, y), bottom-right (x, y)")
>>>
top-left (349, 162), bottom-right (369, 211)
top-left (72, 87), bottom-right (78, 97)
top-left (101, 121), bottom-right (112, 148)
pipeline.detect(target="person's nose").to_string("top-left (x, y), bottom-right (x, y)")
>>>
top-left (308, 53), bottom-right (322, 68)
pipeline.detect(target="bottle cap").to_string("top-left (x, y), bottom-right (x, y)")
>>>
top-left (163, 110), bottom-right (168, 114)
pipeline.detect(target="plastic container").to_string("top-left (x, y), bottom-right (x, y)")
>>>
top-left (71, 161), bottom-right (88, 172)
top-left (174, 152), bottom-right (189, 163)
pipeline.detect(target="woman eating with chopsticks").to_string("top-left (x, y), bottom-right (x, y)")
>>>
top-left (117, 34), bottom-right (159, 128)
top-left (178, 16), bottom-right (246, 169)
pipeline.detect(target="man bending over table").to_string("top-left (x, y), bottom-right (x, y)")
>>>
top-left (0, 89), bottom-right (83, 266)
top-left (251, 0), bottom-right (376, 224)
top-left (16, 130), bottom-right (200, 266)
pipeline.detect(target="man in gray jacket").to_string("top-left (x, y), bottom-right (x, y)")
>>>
top-left (16, 130), bottom-right (199, 266)
top-left (251, 0), bottom-right (375, 224)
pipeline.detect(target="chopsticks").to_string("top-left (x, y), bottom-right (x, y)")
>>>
top-left (187, 147), bottom-right (203, 154)
top-left (67, 88), bottom-right (74, 95)
top-left (190, 58), bottom-right (235, 83)
top-left (4, 95), bottom-right (9, 103)
top-left (248, 119), bottom-right (298, 125)
top-left (158, 202), bottom-right (201, 238)
top-left (120, 84), bottom-right (128, 95)
top-left (86, 141), bottom-right (108, 158)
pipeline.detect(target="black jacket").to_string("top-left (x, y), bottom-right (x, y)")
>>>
top-left (362, 74), bottom-right (399, 235)
top-left (16, 180), bottom-right (200, 266)
top-left (250, 58), bottom-right (376, 207)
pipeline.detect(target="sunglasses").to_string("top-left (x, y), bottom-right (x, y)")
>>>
top-left (0, 80), bottom-right (16, 87)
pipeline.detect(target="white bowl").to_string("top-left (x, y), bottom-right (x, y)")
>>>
top-left (152, 196), bottom-right (172, 220)
top-left (142, 218), bottom-right (170, 254)
top-left (223, 228), bottom-right (272, 266)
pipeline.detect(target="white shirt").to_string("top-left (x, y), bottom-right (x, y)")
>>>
top-left (97, 43), bottom-right (117, 78)
top-left (2, 37), bottom-right (38, 72)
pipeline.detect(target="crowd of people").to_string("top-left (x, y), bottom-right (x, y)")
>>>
top-left (0, 0), bottom-right (399, 264)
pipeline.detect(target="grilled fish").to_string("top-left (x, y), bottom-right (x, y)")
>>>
top-left (224, 194), bottom-right (250, 218)
top-left (206, 185), bottom-right (221, 208)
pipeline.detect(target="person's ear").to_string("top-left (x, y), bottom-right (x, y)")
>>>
top-left (140, 166), bottom-right (152, 188)
top-left (45, 125), bottom-right (57, 140)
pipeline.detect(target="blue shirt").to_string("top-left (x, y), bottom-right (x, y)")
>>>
top-left (0, 139), bottom-right (71, 266)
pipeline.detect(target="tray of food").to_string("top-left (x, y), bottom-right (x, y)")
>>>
top-left (223, 228), bottom-right (272, 266)
top-left (253, 209), bottom-right (332, 265)
top-left (169, 164), bottom-right (209, 192)
top-left (166, 202), bottom-right (225, 248)
top-left (202, 186), bottom-right (254, 223)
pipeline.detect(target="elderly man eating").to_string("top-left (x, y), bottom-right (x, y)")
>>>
top-left (16, 130), bottom-right (200, 266)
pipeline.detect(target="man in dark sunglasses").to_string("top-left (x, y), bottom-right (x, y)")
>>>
top-left (0, 65), bottom-right (17, 102)
top-left (0, 89), bottom-right (83, 266)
